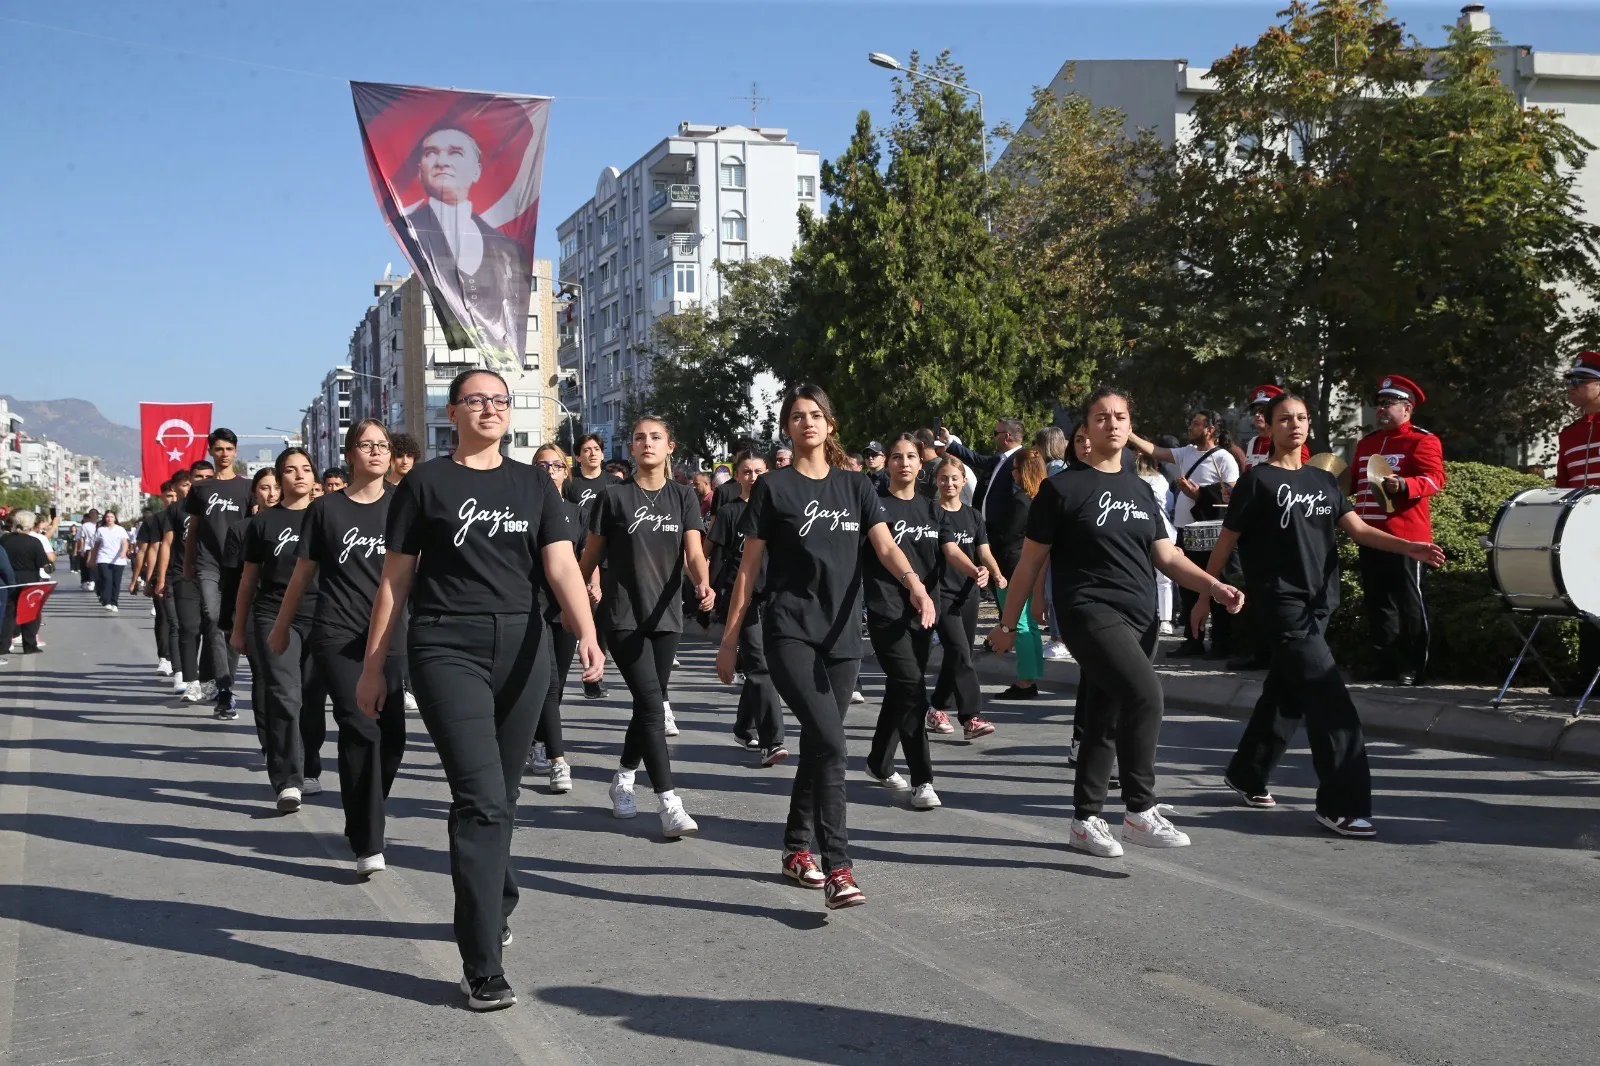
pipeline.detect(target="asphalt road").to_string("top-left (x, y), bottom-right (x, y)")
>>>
top-left (3, 586), bottom-right (1599, 1065)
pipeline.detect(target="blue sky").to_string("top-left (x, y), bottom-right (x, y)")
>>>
top-left (4, 0), bottom-right (1598, 446)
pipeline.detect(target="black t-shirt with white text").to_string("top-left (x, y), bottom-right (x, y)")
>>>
top-left (1025, 465), bottom-right (1170, 631)
top-left (564, 472), bottom-right (609, 528)
top-left (863, 490), bottom-right (944, 619)
top-left (298, 485), bottom-right (394, 640)
top-left (589, 478), bottom-right (702, 633)
top-left (389, 456), bottom-right (572, 617)
top-left (1222, 463), bottom-right (1353, 614)
top-left (740, 465), bottom-right (887, 656)
top-left (244, 505), bottom-right (318, 621)
top-left (936, 502), bottom-right (988, 606)
top-left (708, 495), bottom-right (766, 599)
top-left (539, 496), bottom-right (583, 623)
top-left (162, 500), bottom-right (192, 583)
top-left (183, 476), bottom-right (254, 572)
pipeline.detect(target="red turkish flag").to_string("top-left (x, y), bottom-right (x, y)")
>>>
top-left (140, 403), bottom-right (213, 494)
top-left (15, 582), bottom-right (52, 626)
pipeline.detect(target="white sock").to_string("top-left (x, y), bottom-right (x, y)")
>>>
top-left (657, 789), bottom-right (678, 808)
top-left (615, 768), bottom-right (635, 787)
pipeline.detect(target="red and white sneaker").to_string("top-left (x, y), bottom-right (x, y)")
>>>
top-left (1317, 814), bottom-right (1377, 838)
top-left (962, 716), bottom-right (995, 740)
top-left (925, 709), bottom-right (955, 734)
top-left (782, 849), bottom-right (826, 889)
top-left (824, 867), bottom-right (866, 909)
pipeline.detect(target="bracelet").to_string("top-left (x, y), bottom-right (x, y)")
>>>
top-left (901, 570), bottom-right (917, 586)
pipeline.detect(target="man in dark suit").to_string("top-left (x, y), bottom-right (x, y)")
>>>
top-left (404, 127), bottom-right (530, 362)
top-left (937, 418), bottom-right (1025, 573)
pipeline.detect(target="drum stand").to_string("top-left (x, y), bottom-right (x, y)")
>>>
top-left (1492, 614), bottom-right (1600, 715)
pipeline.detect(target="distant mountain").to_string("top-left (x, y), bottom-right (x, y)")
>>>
top-left (1, 396), bottom-right (140, 476)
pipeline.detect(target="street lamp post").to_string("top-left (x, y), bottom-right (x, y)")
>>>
top-left (867, 51), bottom-right (990, 231)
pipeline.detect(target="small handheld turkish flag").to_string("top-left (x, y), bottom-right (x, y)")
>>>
top-left (141, 403), bottom-right (213, 495)
top-left (15, 582), bottom-right (53, 626)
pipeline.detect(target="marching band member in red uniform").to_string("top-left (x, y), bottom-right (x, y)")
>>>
top-left (1230, 384), bottom-right (1311, 471)
top-left (1350, 375), bottom-right (1446, 686)
top-left (1556, 351), bottom-right (1600, 696)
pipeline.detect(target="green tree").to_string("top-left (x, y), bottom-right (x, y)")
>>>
top-left (773, 53), bottom-right (1066, 446)
top-left (0, 485), bottom-right (52, 513)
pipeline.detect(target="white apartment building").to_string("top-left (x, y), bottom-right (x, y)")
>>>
top-left (555, 123), bottom-right (822, 457)
top-left (323, 260), bottom-right (560, 468)
top-left (1, 398), bottom-right (141, 520)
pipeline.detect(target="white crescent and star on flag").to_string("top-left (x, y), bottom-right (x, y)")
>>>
top-left (154, 418), bottom-right (196, 463)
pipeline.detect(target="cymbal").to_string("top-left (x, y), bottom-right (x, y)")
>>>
top-left (1307, 452), bottom-right (1347, 477)
top-left (1366, 453), bottom-right (1397, 514)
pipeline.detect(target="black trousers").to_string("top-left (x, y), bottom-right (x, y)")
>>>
top-left (535, 621), bottom-right (577, 759)
top-left (0, 594), bottom-right (41, 652)
top-left (610, 628), bottom-right (680, 793)
top-left (1062, 605), bottom-right (1162, 819)
top-left (313, 631), bottom-right (406, 859)
top-left (766, 633), bottom-right (857, 873)
top-left (1178, 542), bottom-right (1234, 651)
top-left (733, 605), bottom-right (785, 748)
top-left (153, 592), bottom-right (172, 661)
top-left (1582, 621), bottom-right (1600, 693)
top-left (252, 612), bottom-right (328, 793)
top-left (96, 563), bottom-right (124, 607)
top-left (410, 612), bottom-right (549, 982)
top-left (1358, 548), bottom-right (1429, 677)
top-left (930, 595), bottom-right (982, 723)
top-left (1226, 605), bottom-right (1372, 818)
top-left (198, 569), bottom-right (240, 692)
top-left (171, 578), bottom-right (204, 683)
top-left (866, 612), bottom-right (934, 787)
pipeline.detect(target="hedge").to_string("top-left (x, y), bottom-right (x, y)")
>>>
top-left (1326, 461), bottom-right (1581, 685)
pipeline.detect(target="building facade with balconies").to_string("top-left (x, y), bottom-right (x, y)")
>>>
top-left (555, 123), bottom-right (821, 457)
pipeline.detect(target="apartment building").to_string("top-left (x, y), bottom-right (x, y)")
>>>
top-left (555, 123), bottom-right (822, 457)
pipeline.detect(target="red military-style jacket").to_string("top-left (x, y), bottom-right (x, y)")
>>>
top-left (1352, 420), bottom-right (1446, 540)
top-left (1556, 413), bottom-right (1600, 488)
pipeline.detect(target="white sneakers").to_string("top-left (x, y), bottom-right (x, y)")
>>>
top-left (103, 603), bottom-right (118, 613)
top-left (403, 689), bottom-right (418, 711)
top-left (1042, 640), bottom-right (1072, 661)
top-left (276, 787), bottom-right (302, 813)
top-left (659, 796), bottom-right (698, 838)
top-left (356, 853), bottom-right (385, 877)
top-left (866, 769), bottom-right (910, 790)
top-left (1070, 816), bottom-right (1125, 857)
top-left (662, 701), bottom-right (679, 737)
top-left (548, 761), bottom-right (572, 793)
top-left (181, 680), bottom-right (204, 703)
top-left (156, 658), bottom-right (173, 676)
top-left (609, 771), bottom-right (638, 818)
top-left (849, 690), bottom-right (866, 705)
top-left (910, 784), bottom-right (942, 810)
top-left (1122, 805), bottom-right (1191, 849)
top-left (172, 674), bottom-right (188, 694)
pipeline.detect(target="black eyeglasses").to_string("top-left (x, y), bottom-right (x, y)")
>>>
top-left (535, 460), bottom-right (567, 471)
top-left (353, 441), bottom-right (392, 455)
top-left (458, 394), bottom-right (511, 412)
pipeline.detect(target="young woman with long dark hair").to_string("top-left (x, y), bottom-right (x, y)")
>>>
top-left (223, 468), bottom-right (278, 729)
top-left (1197, 393), bottom-right (1443, 838)
top-left (579, 416), bottom-right (714, 838)
top-left (715, 385), bottom-right (936, 908)
top-left (233, 448), bottom-right (326, 812)
top-left (357, 369), bottom-right (602, 1012)
top-left (526, 442), bottom-right (580, 794)
top-left (990, 387), bottom-right (1246, 858)
top-left (991, 448), bottom-right (1049, 701)
top-left (927, 456), bottom-right (1002, 740)
top-left (708, 450), bottom-right (787, 765)
top-left (269, 419), bottom-right (406, 876)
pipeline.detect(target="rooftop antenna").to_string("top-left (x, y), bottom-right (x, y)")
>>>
top-left (733, 81), bottom-right (769, 126)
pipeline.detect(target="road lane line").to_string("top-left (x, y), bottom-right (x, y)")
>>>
top-left (0, 651), bottom-right (38, 1062)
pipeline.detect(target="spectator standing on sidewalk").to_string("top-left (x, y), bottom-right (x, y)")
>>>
top-left (1, 511), bottom-right (51, 655)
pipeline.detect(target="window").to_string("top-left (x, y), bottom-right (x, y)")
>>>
top-left (426, 385), bottom-right (449, 410)
top-left (513, 431), bottom-right (530, 449)
top-left (432, 426), bottom-right (455, 452)
top-left (652, 269), bottom-right (671, 301)
top-left (513, 392), bottom-right (539, 409)
top-left (797, 174), bottom-right (816, 198)
top-left (721, 210), bottom-right (746, 242)
top-left (719, 157), bottom-right (745, 188)
top-left (528, 314), bottom-right (539, 332)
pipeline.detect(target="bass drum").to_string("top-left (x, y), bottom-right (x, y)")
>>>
top-left (1487, 487), bottom-right (1600, 616)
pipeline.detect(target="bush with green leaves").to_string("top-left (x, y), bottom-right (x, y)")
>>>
top-left (1328, 461), bottom-right (1580, 684)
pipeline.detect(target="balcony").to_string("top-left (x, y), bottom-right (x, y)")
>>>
top-left (597, 222), bottom-right (619, 251)
top-left (648, 184), bottom-right (700, 218)
top-left (559, 248), bottom-right (583, 281)
top-left (599, 325), bottom-right (619, 346)
top-left (599, 276), bottom-right (619, 299)
top-left (652, 234), bottom-right (701, 267)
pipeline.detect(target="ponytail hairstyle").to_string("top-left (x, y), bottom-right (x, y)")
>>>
top-left (274, 446), bottom-right (313, 480)
top-left (779, 384), bottom-right (849, 468)
top-left (630, 414), bottom-right (676, 444)
top-left (1263, 391), bottom-right (1311, 460)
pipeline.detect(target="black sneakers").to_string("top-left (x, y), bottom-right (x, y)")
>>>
top-left (212, 691), bottom-right (239, 721)
top-left (583, 680), bottom-right (608, 700)
top-left (461, 974), bottom-right (517, 1011)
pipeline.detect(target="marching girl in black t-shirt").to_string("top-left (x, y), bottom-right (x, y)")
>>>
top-left (990, 387), bottom-right (1246, 859)
top-left (928, 456), bottom-right (1003, 741)
top-left (271, 420), bottom-right (405, 878)
top-left (234, 448), bottom-right (326, 812)
top-left (578, 416), bottom-right (714, 839)
top-left (565, 432), bottom-right (612, 700)
top-left (357, 370), bottom-right (602, 1013)
top-left (1197, 393), bottom-right (1443, 838)
top-left (527, 443), bottom-right (580, 794)
top-left (219, 468), bottom-right (277, 726)
top-left (863, 436), bottom-right (989, 811)
top-left (707, 450), bottom-right (788, 765)
top-left (716, 386), bottom-right (936, 908)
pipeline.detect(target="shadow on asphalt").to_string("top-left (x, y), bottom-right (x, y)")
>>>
top-left (536, 986), bottom-right (1207, 1064)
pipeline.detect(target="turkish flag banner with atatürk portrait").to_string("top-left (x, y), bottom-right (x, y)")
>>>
top-left (351, 81), bottom-right (550, 372)
top-left (140, 402), bottom-right (212, 494)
